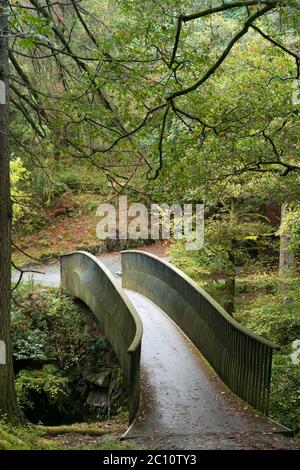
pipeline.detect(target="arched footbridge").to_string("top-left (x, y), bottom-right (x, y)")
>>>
top-left (60, 250), bottom-right (289, 441)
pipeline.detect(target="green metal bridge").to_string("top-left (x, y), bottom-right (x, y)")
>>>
top-left (60, 250), bottom-right (288, 440)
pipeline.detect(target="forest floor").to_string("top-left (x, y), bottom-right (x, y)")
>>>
top-left (12, 191), bottom-right (171, 267)
top-left (0, 415), bottom-right (147, 450)
top-left (13, 194), bottom-right (101, 266)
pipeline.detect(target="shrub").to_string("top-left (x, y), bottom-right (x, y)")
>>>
top-left (270, 349), bottom-right (300, 432)
top-left (236, 276), bottom-right (300, 431)
top-left (11, 286), bottom-right (127, 424)
top-left (15, 366), bottom-right (70, 412)
top-left (11, 287), bottom-right (94, 370)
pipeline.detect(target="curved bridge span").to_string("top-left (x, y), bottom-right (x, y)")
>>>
top-left (61, 250), bottom-right (287, 439)
top-left (60, 251), bottom-right (142, 423)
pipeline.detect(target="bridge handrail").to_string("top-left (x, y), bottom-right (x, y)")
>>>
top-left (122, 250), bottom-right (279, 414)
top-left (60, 251), bottom-right (143, 423)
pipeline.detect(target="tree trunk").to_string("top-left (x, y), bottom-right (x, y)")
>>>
top-left (0, 1), bottom-right (24, 423)
top-left (279, 203), bottom-right (294, 276)
top-left (224, 198), bottom-right (238, 316)
top-left (224, 245), bottom-right (236, 316)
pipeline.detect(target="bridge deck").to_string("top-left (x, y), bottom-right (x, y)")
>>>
top-left (15, 254), bottom-right (292, 447)
top-left (125, 289), bottom-right (285, 440)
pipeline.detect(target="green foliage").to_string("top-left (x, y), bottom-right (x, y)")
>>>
top-left (236, 275), bottom-right (300, 431)
top-left (169, 208), bottom-right (278, 309)
top-left (240, 299), bottom-right (300, 346)
top-left (169, 241), bottom-right (211, 284)
top-left (12, 328), bottom-right (48, 362)
top-left (31, 166), bottom-right (68, 205)
top-left (145, 33), bottom-right (300, 204)
top-left (12, 6), bottom-right (54, 50)
top-left (11, 157), bottom-right (30, 223)
top-left (15, 366), bottom-right (70, 412)
top-left (11, 286), bottom-right (94, 370)
top-left (277, 204), bottom-right (300, 256)
top-left (238, 275), bottom-right (300, 343)
top-left (11, 285), bottom-right (125, 424)
top-left (59, 166), bottom-right (106, 194)
top-left (270, 349), bottom-right (300, 432)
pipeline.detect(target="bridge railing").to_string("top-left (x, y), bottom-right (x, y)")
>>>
top-left (122, 250), bottom-right (279, 414)
top-left (60, 251), bottom-right (143, 424)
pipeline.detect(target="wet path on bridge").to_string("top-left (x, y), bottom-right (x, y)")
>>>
top-left (125, 289), bottom-right (286, 441)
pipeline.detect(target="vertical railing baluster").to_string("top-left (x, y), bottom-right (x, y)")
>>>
top-left (122, 251), bottom-right (279, 415)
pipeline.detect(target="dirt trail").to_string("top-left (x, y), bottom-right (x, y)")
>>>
top-left (12, 242), bottom-right (169, 287)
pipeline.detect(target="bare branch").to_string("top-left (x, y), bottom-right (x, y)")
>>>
top-left (251, 24), bottom-right (300, 78)
top-left (168, 3), bottom-right (277, 100)
top-left (169, 0), bottom-right (279, 68)
top-left (147, 101), bottom-right (171, 180)
top-left (11, 261), bottom-right (45, 292)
